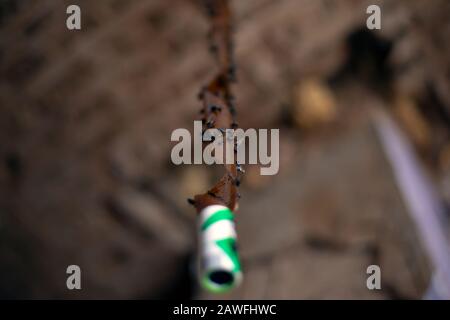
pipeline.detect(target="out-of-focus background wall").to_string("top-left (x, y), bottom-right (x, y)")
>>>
top-left (0, 0), bottom-right (449, 299)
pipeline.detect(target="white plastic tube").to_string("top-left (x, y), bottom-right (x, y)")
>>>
top-left (197, 205), bottom-right (242, 293)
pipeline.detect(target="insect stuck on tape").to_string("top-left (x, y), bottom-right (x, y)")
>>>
top-left (198, 205), bottom-right (242, 293)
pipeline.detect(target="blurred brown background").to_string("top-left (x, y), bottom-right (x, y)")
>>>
top-left (0, 0), bottom-right (449, 299)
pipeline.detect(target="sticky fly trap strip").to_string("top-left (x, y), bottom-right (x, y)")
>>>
top-left (198, 205), bottom-right (242, 293)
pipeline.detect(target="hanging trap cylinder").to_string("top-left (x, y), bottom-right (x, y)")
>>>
top-left (197, 205), bottom-right (242, 293)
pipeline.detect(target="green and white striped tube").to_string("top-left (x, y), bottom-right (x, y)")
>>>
top-left (198, 205), bottom-right (242, 293)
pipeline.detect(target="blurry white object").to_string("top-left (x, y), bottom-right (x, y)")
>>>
top-left (374, 109), bottom-right (450, 299)
top-left (197, 205), bottom-right (242, 293)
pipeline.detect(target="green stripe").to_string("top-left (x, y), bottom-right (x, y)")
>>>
top-left (216, 237), bottom-right (241, 272)
top-left (201, 208), bottom-right (234, 230)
